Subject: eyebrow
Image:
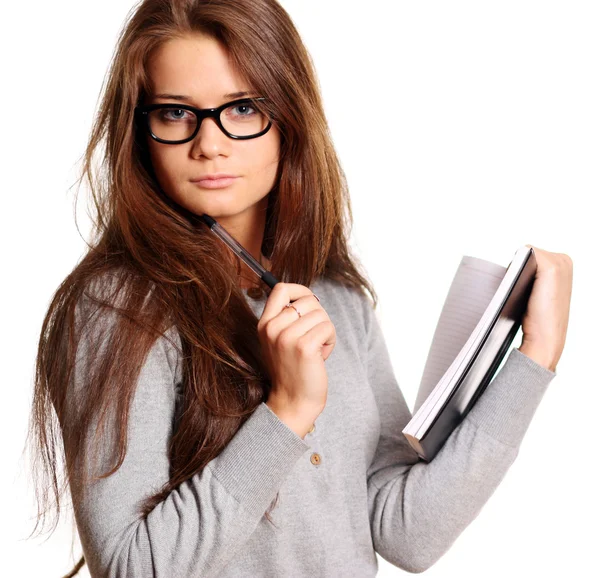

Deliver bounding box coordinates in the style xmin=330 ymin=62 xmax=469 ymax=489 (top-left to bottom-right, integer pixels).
xmin=152 ymin=91 xmax=256 ymax=101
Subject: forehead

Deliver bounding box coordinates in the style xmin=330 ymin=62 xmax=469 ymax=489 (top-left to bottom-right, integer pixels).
xmin=146 ymin=34 xmax=250 ymax=105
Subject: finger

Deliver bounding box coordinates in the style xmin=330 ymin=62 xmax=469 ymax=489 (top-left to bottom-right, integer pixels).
xmin=269 ymin=294 xmax=326 ymax=339
xmin=261 ymin=283 xmax=317 ymax=325
xmin=297 ymin=319 xmax=336 ymax=358
xmin=283 ymin=293 xmax=324 ymax=317
xmin=320 ymin=324 xmax=336 ymax=361
xmin=270 ymin=309 xmax=329 ymax=348
xmin=259 ymin=296 xmax=327 ymax=352
xmin=527 ymin=245 xmax=560 ymax=274
xmin=525 ymin=244 xmax=546 ymax=275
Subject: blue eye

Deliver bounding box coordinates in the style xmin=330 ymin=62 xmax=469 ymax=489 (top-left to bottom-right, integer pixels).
xmin=224 ymin=103 xmax=261 ymax=123
xmin=161 ymin=108 xmax=193 ymax=122
xmin=232 ymin=104 xmax=255 ymax=116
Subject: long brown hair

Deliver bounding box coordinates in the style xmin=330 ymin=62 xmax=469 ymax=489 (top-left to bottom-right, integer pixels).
xmin=26 ymin=0 xmax=377 ymax=575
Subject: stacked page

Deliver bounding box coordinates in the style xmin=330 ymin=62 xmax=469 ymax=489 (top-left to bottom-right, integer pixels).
xmin=402 ymin=245 xmax=536 ymax=462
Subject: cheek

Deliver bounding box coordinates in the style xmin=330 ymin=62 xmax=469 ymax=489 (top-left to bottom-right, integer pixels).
xmin=148 ymin=145 xmax=182 ymax=184
xmin=252 ymin=132 xmax=280 ymax=174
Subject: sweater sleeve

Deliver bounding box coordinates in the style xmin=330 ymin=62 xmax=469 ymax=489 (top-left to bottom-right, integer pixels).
xmin=67 ymin=299 xmax=311 ymax=578
xmin=361 ymin=294 xmax=556 ymax=574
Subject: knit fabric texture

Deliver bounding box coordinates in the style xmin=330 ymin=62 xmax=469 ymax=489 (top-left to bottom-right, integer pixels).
xmin=67 ymin=274 xmax=556 ymax=577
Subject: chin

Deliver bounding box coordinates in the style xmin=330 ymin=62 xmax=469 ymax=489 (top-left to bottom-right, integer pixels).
xmin=185 ymin=201 xmax=250 ymax=221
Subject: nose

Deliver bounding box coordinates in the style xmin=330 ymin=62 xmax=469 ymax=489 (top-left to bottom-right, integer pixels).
xmin=190 ymin=115 xmax=230 ymax=158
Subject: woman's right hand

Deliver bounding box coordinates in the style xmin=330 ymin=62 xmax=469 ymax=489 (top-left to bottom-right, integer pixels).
xmin=257 ymin=282 xmax=336 ymax=415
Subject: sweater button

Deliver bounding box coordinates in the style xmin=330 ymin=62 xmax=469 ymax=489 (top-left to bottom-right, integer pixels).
xmin=310 ymin=452 xmax=321 ymax=465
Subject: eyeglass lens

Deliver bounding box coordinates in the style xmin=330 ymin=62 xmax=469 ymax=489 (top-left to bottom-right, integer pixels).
xmin=147 ymin=100 xmax=269 ymax=141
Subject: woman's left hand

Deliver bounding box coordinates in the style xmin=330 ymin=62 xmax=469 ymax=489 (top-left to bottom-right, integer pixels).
xmin=518 ymin=244 xmax=573 ymax=372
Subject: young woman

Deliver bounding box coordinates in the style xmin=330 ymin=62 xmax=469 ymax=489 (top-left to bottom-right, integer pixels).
xmin=28 ymin=1 xmax=572 ymax=576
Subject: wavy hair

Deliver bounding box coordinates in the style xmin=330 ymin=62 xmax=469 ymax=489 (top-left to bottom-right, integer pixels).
xmin=25 ymin=0 xmax=377 ymax=575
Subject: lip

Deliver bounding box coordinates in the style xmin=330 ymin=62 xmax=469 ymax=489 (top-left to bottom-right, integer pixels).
xmin=191 ymin=173 xmax=237 ymax=181
xmin=191 ymin=174 xmax=239 ymax=189
xmin=192 ymin=177 xmax=238 ymax=189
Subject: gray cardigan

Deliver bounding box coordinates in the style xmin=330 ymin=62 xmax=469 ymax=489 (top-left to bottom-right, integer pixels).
xmin=67 ymin=275 xmax=556 ymax=577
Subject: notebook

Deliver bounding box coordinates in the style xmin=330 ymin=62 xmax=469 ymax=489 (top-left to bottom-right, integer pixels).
xmin=402 ymin=245 xmax=536 ymax=462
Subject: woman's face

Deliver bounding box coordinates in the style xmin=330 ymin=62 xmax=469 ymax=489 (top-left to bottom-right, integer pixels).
xmin=142 ymin=33 xmax=280 ymax=226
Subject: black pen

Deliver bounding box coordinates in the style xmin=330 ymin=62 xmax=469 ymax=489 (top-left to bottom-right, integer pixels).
xmin=196 ymin=214 xmax=280 ymax=289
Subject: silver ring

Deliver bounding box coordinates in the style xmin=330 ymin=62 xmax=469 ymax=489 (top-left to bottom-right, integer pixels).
xmin=285 ymin=303 xmax=302 ymax=318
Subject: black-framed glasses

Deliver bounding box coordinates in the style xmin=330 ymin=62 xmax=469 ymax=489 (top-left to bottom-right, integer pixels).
xmin=134 ymin=97 xmax=272 ymax=144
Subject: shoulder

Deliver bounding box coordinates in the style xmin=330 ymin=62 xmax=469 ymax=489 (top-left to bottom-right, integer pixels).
xmin=75 ymin=268 xmax=129 ymax=322
xmin=74 ymin=268 xmax=181 ymax=381
xmin=314 ymin=274 xmax=375 ymax=314
xmin=74 ymin=268 xmax=132 ymax=354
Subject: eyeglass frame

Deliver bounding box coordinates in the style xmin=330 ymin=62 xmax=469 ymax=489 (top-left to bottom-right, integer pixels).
xmin=134 ymin=97 xmax=273 ymax=144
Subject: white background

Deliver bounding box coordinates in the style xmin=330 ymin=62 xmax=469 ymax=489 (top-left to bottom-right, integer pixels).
xmin=2 ymin=1 xmax=598 ymax=576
